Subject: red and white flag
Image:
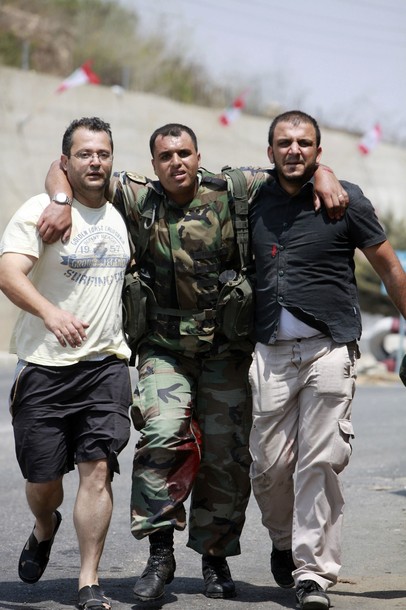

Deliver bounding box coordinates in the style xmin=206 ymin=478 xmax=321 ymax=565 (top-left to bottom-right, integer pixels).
xmin=55 ymin=61 xmax=100 ymax=93
xmin=358 ymin=123 xmax=382 ymax=155
xmin=219 ymin=90 xmax=249 ymax=126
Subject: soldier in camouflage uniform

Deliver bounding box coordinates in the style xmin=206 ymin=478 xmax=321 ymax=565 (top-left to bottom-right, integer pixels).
xmin=41 ymin=123 xmax=348 ymax=603
xmin=112 ymin=125 xmax=259 ymax=602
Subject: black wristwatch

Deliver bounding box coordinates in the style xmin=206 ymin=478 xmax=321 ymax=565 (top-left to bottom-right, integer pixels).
xmin=52 ymin=192 xmax=72 ymax=206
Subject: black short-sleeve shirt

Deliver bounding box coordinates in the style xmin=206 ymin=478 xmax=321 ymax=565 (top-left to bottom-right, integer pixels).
xmin=250 ymin=173 xmax=387 ymax=344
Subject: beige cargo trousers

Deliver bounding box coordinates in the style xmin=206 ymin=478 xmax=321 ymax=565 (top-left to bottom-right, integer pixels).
xmin=249 ymin=336 xmax=357 ymax=590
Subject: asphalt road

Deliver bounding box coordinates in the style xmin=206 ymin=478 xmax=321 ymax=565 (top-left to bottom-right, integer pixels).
xmin=0 ymin=357 xmax=405 ymax=610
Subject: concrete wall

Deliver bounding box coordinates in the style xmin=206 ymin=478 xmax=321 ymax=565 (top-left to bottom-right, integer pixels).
xmin=1 ymin=65 xmax=406 ymax=351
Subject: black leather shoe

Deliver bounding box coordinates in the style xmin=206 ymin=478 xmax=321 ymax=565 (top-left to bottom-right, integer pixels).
xmin=133 ymin=551 xmax=176 ymax=601
xmin=271 ymin=546 xmax=296 ymax=588
xmin=202 ymin=555 xmax=236 ymax=599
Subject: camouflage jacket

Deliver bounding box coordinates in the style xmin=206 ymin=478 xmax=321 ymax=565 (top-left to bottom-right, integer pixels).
xmin=112 ymin=167 xmax=268 ymax=355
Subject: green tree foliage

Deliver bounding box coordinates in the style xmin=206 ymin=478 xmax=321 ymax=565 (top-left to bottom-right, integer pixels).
xmin=0 ymin=31 xmax=21 ymax=67
xmin=356 ymin=211 xmax=406 ymax=316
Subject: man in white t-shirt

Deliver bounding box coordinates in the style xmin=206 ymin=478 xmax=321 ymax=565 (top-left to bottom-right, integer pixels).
xmin=0 ymin=117 xmax=132 ymax=610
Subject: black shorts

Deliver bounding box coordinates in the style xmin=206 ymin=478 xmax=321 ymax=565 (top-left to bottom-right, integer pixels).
xmin=10 ymin=356 xmax=132 ymax=483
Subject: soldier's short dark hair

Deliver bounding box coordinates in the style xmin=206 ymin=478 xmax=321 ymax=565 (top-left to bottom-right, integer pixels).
xmin=149 ymin=123 xmax=198 ymax=155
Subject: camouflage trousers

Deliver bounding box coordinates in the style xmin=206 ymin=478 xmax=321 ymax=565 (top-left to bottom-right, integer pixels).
xmin=130 ymin=344 xmax=253 ymax=557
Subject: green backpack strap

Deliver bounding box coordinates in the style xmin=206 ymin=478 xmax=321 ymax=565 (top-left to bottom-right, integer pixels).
xmin=115 ymin=173 xmax=159 ymax=264
xmin=118 ymin=180 xmax=160 ymax=365
xmin=221 ymin=166 xmax=250 ymax=269
xmin=136 ymin=190 xmax=159 ymax=263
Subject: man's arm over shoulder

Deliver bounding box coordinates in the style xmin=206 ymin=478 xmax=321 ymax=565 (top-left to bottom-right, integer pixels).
xmin=312 ymin=164 xmax=349 ymax=219
xmin=230 ymin=166 xmax=270 ymax=203
xmin=39 ymin=160 xmax=73 ymax=243
xmin=40 ymin=161 xmax=118 ymax=243
xmin=235 ymin=164 xmax=349 ymax=218
xmin=111 ymin=171 xmax=150 ymax=217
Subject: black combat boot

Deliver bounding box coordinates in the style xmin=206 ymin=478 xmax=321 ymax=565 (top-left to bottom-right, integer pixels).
xmin=133 ymin=528 xmax=176 ymax=602
xmin=202 ymin=555 xmax=236 ymax=599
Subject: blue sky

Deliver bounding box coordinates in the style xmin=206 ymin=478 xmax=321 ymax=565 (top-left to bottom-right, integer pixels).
xmin=118 ymin=0 xmax=406 ymax=145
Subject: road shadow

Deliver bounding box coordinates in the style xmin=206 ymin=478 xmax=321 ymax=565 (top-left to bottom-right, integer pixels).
xmin=333 ymin=588 xmax=406 ymax=600
xmin=128 ymin=577 xmax=295 ymax=608
xmin=0 ymin=577 xmax=77 ymax=609
xmin=0 ymin=576 xmax=295 ymax=609
xmin=1 ymin=576 xmax=404 ymax=609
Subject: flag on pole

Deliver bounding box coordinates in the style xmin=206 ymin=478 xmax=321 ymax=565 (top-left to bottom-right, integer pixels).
xmin=358 ymin=123 xmax=382 ymax=155
xmin=17 ymin=61 xmax=100 ymax=131
xmin=55 ymin=61 xmax=101 ymax=93
xmin=219 ymin=90 xmax=249 ymax=126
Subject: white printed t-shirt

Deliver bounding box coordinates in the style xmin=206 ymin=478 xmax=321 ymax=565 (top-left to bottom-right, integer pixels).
xmin=0 ymin=194 xmax=131 ymax=365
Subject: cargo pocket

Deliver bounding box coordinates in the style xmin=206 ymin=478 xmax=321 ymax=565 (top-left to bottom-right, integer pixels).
xmin=330 ymin=418 xmax=354 ymax=474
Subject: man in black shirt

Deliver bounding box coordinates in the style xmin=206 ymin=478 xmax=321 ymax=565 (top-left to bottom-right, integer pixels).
xmin=248 ymin=110 xmax=406 ymax=610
